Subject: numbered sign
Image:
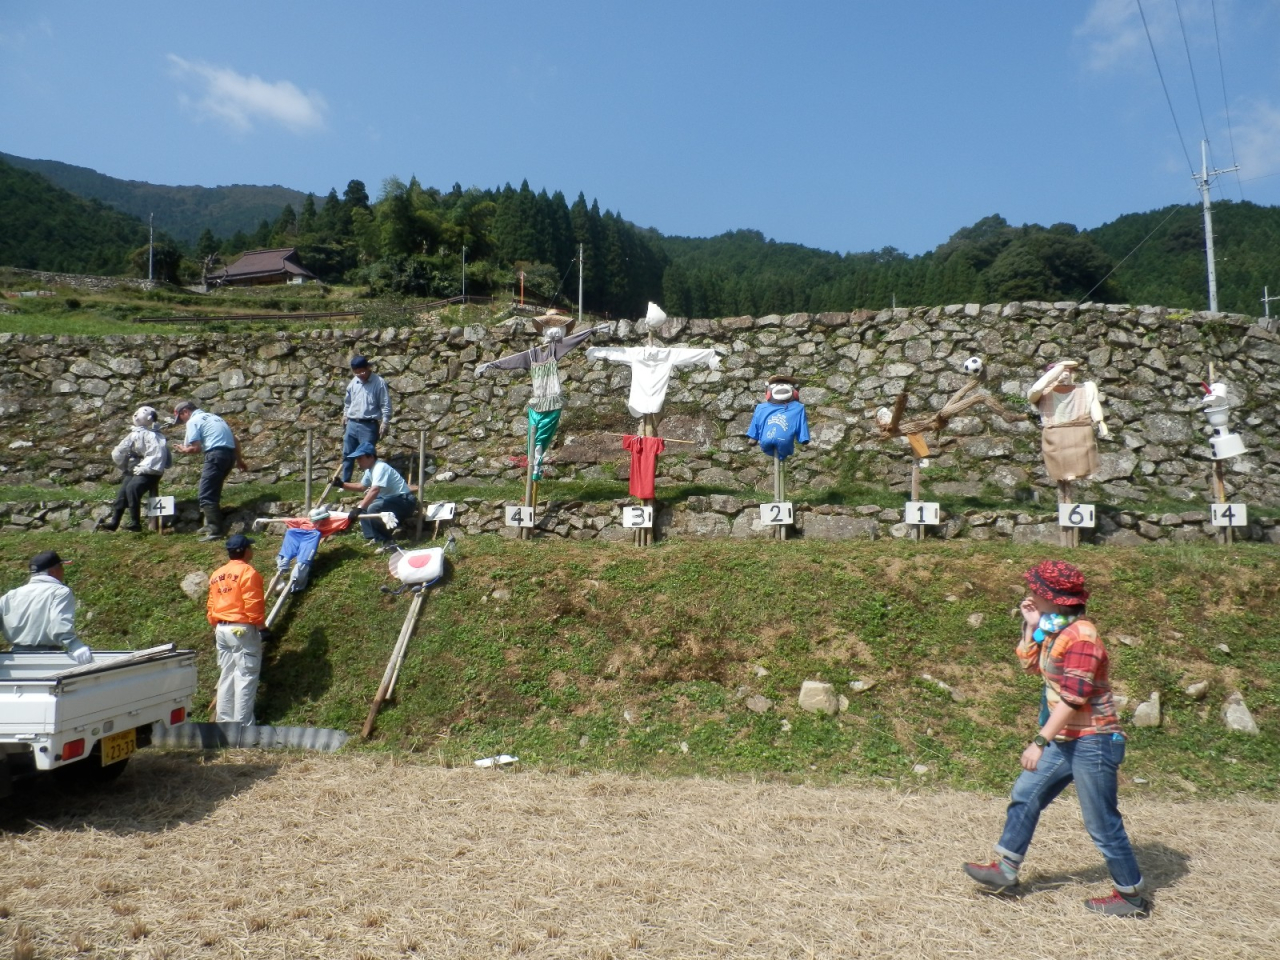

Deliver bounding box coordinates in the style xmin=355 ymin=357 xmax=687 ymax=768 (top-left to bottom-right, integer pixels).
xmin=424 ymin=501 xmax=456 ymax=521
xmin=904 ymin=501 xmax=940 ymax=526
xmin=1058 ymin=503 xmax=1096 ymax=528
xmin=504 ymin=505 xmax=535 ymax=528
xmin=1210 ymin=503 xmax=1248 ymax=527
xmin=144 ymin=496 xmax=176 ymax=517
xmin=621 ymin=505 xmax=653 ymax=528
xmin=759 ymin=502 xmax=794 ymax=526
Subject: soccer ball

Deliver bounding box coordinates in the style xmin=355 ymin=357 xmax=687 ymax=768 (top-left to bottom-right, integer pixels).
xmin=962 ymin=356 xmax=984 ymax=376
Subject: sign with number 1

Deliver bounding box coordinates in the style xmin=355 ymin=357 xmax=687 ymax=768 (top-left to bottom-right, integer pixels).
xmin=425 ymin=502 xmax=456 ymax=521
xmin=904 ymin=501 xmax=940 ymax=525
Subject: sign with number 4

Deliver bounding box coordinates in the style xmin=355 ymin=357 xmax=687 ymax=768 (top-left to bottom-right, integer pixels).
xmin=622 ymin=505 xmax=653 ymax=528
xmin=424 ymin=502 xmax=456 ymax=521
xmin=904 ymin=501 xmax=940 ymax=526
xmin=504 ymin=505 xmax=535 ymax=528
xmin=145 ymin=496 xmax=176 ymax=517
xmin=1210 ymin=503 xmax=1248 ymax=527
xmin=1058 ymin=503 xmax=1096 ymax=528
xmin=759 ymin=502 xmax=794 ymax=526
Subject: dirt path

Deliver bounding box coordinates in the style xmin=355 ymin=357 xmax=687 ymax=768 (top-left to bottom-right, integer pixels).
xmin=1 ymin=752 xmax=1275 ymax=959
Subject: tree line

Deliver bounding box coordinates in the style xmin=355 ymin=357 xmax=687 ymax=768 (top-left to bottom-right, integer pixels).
xmin=5 ymin=151 xmax=1280 ymax=317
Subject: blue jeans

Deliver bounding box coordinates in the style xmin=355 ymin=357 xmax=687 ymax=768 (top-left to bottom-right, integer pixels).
xmin=199 ymin=447 xmax=236 ymax=512
xmin=359 ymin=492 xmax=417 ymax=544
xmin=341 ymin=419 xmax=380 ymax=482
xmin=995 ymin=733 xmax=1143 ymax=892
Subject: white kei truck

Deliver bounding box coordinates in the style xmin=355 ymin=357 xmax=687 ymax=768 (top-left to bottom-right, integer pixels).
xmin=0 ymin=643 xmax=197 ymax=795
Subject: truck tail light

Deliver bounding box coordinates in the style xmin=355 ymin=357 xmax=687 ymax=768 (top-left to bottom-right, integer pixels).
xmin=170 ymin=707 xmax=186 ymax=726
xmin=62 ymin=738 xmax=86 ymax=761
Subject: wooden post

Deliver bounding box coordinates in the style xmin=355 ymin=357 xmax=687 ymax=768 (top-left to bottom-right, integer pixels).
xmin=1057 ymin=480 xmax=1079 ymax=548
xmin=521 ymin=414 xmax=535 ymax=541
xmin=911 ymin=458 xmax=922 ymax=542
xmin=304 ymin=428 xmax=314 ymax=511
xmin=642 ymin=414 xmax=656 ymax=546
xmin=773 ymin=452 xmax=788 ymax=541
xmin=1208 ymin=362 xmax=1232 ymax=546
xmin=416 ymin=429 xmax=426 ymax=540
xmin=362 ymin=587 xmax=427 ymax=739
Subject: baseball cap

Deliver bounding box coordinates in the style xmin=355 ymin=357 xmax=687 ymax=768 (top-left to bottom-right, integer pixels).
xmin=351 ymin=441 xmax=377 ymax=459
xmin=225 ymin=534 xmax=255 ymax=553
xmin=30 ymin=550 xmax=68 ymax=575
xmin=351 ymin=355 xmax=370 ymax=369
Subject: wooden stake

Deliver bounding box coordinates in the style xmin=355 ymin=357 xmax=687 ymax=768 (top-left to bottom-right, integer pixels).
xmin=521 ymin=415 xmax=535 ymax=541
xmin=416 ymin=429 xmax=426 ymax=540
xmin=911 ymin=458 xmax=923 ymax=542
xmin=362 ymin=588 xmax=426 ymax=738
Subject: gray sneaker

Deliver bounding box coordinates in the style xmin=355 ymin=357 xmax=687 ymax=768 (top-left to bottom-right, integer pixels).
xmin=962 ymin=860 xmax=1019 ymax=893
xmin=1084 ymin=890 xmax=1150 ymax=918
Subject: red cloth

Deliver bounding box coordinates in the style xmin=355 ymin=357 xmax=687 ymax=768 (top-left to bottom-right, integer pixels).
xmin=282 ymin=515 xmax=352 ymax=537
xmin=622 ymin=435 xmax=665 ymax=499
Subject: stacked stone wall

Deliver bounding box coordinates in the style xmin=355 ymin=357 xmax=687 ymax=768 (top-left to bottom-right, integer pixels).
xmin=1 ymin=301 xmax=1278 ymax=518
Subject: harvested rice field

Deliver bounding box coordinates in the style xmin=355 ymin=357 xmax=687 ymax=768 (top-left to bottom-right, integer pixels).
xmin=1 ymin=751 xmax=1275 ymax=959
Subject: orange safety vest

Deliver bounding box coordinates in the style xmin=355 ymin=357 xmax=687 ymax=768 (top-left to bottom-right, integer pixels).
xmin=206 ymin=558 xmax=266 ymax=627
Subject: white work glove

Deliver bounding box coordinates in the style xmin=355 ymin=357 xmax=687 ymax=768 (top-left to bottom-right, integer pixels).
xmin=380 ymin=421 xmax=391 ymax=444
xmin=68 ymin=641 xmax=93 ymax=665
xmin=1097 ymin=422 xmax=1111 ymax=440
xmin=475 ymin=362 xmax=490 ymax=376
xmin=380 ymin=511 xmax=400 ymax=531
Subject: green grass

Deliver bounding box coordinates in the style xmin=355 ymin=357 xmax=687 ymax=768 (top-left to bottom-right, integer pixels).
xmin=2 ymin=528 xmax=1276 ymax=796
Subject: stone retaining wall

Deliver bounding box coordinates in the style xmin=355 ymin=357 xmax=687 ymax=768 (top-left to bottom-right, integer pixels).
xmin=1 ymin=300 xmax=1278 ymax=512
xmin=5 ymin=495 xmax=1277 ymax=546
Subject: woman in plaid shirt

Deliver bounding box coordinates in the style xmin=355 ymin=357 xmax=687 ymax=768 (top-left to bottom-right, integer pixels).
xmin=962 ymin=560 xmax=1150 ymax=917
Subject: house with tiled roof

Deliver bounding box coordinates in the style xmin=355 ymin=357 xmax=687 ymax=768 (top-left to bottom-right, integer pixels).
xmin=206 ymin=247 xmax=317 ymax=287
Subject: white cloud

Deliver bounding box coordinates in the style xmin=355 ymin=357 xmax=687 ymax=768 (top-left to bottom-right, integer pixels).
xmin=1231 ymin=100 xmax=1280 ymax=180
xmin=167 ymin=55 xmax=327 ymax=134
xmin=1076 ymin=0 xmax=1213 ymax=73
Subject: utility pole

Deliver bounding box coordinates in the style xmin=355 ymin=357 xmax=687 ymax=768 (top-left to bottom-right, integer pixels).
xmin=461 ymin=245 xmax=467 ymax=301
xmin=1261 ymin=286 xmax=1280 ymax=318
xmin=1195 ymin=140 xmax=1238 ymax=313
xmin=577 ymin=243 xmax=584 ymax=326
xmin=148 ymin=213 xmax=154 ymax=282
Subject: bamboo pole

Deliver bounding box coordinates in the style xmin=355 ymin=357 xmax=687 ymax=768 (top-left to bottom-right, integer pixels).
xmin=774 ymin=452 xmax=788 ymax=541
xmin=416 ymin=429 xmax=426 ymax=540
xmin=911 ymin=458 xmax=922 ymax=542
xmin=304 ymin=428 xmax=314 ymax=511
xmin=642 ymin=414 xmax=656 ymax=546
xmin=1208 ymin=362 xmax=1232 ymax=545
xmin=362 ymin=588 xmax=426 ymax=738
xmin=521 ymin=414 xmax=535 ymax=541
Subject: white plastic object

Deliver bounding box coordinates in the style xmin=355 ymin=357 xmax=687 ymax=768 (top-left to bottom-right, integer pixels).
xmin=474 ymin=754 xmax=518 ymax=768
xmin=388 ymin=547 xmax=445 ymax=585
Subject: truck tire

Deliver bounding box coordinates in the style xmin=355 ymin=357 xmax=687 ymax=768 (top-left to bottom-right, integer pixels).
xmin=52 ymin=746 xmax=129 ymax=792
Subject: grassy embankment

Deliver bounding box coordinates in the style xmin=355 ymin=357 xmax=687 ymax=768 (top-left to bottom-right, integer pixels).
xmin=1 ymin=527 xmax=1276 ymax=797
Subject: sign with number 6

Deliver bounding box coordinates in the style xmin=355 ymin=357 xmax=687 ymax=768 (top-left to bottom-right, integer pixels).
xmin=1058 ymin=503 xmax=1096 ymax=528
xmin=759 ymin=502 xmax=794 ymax=526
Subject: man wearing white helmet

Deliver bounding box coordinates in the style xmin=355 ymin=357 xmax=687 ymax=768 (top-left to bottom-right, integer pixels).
xmin=99 ymin=406 xmax=171 ymax=533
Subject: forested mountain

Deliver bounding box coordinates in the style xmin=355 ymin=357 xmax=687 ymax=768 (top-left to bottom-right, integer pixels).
xmin=0 ymin=158 xmax=147 ymax=274
xmin=4 ymin=149 xmax=1280 ymax=318
xmin=0 ymin=152 xmax=309 ymax=245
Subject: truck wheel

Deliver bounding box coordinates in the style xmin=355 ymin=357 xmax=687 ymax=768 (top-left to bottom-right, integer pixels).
xmin=52 ymin=749 xmax=129 ymax=792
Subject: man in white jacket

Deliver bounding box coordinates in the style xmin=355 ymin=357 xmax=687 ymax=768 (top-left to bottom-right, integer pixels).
xmin=0 ymin=551 xmax=93 ymax=664
xmin=100 ymin=406 xmax=171 ymax=533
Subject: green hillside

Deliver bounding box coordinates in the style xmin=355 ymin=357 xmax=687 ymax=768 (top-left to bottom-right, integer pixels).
xmin=4 ymin=527 xmax=1275 ymax=795
xmin=0 ymin=152 xmax=310 ymax=245
xmin=0 ymin=158 xmax=147 ymax=275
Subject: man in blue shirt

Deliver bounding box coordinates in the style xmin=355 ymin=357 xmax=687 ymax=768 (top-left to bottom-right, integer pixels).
xmin=173 ymin=400 xmax=248 ymax=542
xmin=335 ymin=442 xmax=416 ymax=552
xmin=341 ymin=355 xmax=393 ymax=482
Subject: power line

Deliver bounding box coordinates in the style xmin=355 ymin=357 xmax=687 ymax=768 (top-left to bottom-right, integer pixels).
xmin=1173 ymin=0 xmax=1212 ymax=145
xmin=1210 ymin=0 xmax=1245 ymax=200
xmin=1136 ymin=0 xmax=1197 ymax=176
xmin=1079 ymin=204 xmax=1190 ymax=304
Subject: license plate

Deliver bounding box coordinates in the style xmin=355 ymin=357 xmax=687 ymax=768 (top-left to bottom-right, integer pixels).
xmin=101 ymin=729 xmax=136 ymax=766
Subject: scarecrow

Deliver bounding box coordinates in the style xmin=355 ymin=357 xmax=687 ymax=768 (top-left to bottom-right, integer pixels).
xmin=747 ymin=375 xmax=810 ymax=539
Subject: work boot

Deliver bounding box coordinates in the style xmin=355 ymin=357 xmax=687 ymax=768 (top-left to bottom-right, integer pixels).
xmin=97 ymin=509 xmax=124 ymax=533
xmin=1084 ymin=890 xmax=1151 ymax=918
xmin=197 ymin=507 xmax=223 ymax=542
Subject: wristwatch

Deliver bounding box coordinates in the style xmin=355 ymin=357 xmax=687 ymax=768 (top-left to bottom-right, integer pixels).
xmin=1032 ymin=734 xmax=1049 ymax=748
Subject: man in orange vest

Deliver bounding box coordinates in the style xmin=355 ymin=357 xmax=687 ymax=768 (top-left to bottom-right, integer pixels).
xmin=206 ymin=534 xmax=266 ymax=725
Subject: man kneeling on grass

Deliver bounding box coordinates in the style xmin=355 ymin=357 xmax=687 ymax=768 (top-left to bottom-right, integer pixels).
xmin=962 ymin=559 xmax=1150 ymax=918
xmin=334 ymin=442 xmax=417 ymax=553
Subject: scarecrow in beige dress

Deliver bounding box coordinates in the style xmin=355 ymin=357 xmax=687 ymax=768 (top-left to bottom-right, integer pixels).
xmin=1027 ymin=360 xmax=1110 ymax=481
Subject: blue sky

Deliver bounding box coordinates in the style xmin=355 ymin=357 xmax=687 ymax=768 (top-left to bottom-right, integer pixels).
xmin=3 ymin=1 xmax=1279 ymax=255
